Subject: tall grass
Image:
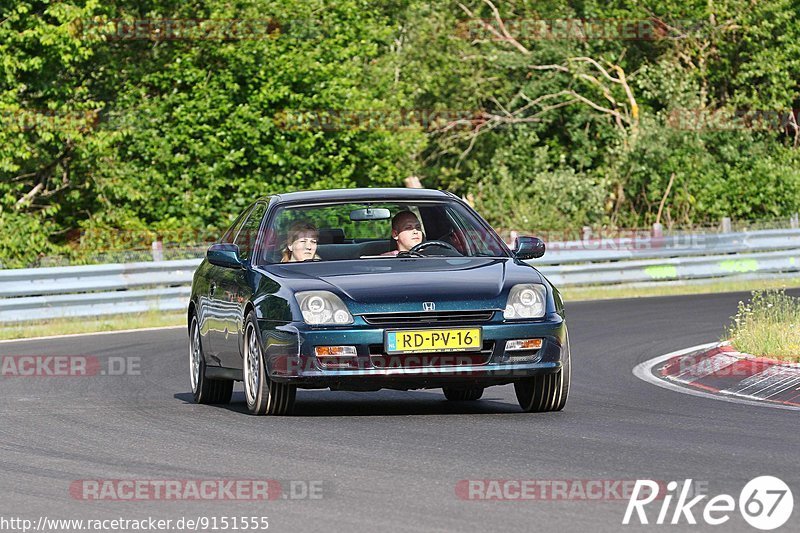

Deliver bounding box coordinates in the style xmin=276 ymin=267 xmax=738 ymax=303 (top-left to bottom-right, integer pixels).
xmin=726 ymin=289 xmax=800 ymax=363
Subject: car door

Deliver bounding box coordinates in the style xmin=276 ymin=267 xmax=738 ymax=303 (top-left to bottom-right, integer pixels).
xmin=203 ymin=205 xmax=253 ymax=363
xmin=215 ymin=201 xmax=268 ymax=368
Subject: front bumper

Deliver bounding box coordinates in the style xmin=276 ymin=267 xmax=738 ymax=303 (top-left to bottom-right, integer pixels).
xmin=259 ymin=315 xmax=567 ymax=390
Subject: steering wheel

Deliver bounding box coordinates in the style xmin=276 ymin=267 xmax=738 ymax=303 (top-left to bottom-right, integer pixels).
xmin=408 ymin=240 xmax=462 ymax=257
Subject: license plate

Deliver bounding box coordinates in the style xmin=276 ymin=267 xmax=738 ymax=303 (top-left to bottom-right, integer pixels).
xmin=385 ymin=328 xmax=482 ymax=354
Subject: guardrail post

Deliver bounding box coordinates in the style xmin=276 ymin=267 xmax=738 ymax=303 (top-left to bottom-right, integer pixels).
xmin=792 ymin=213 xmax=799 ymax=229
xmin=721 ymin=217 xmax=732 ymax=233
xmin=652 ymin=222 xmax=663 ymax=239
xmin=151 ymin=240 xmax=164 ymax=262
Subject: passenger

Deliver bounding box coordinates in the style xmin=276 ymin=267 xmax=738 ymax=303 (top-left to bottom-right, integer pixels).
xmin=382 ymin=211 xmax=424 ymax=256
xmin=281 ymin=221 xmax=321 ymax=262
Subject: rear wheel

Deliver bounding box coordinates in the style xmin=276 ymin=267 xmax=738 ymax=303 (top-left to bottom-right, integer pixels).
xmin=243 ymin=312 xmax=296 ymax=416
xmin=442 ymin=387 xmax=484 ymax=401
xmin=189 ymin=316 xmax=233 ymax=404
xmin=514 ymin=330 xmax=571 ymax=412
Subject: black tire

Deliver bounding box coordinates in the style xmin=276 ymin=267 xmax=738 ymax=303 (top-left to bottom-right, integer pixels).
xmin=189 ymin=316 xmax=233 ymax=404
xmin=243 ymin=312 xmax=296 ymax=416
xmin=514 ymin=329 xmax=571 ymax=413
xmin=443 ymin=387 xmax=484 ymax=401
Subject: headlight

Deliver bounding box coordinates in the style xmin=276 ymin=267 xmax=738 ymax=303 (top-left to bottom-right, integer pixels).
xmin=503 ymin=284 xmax=546 ymax=319
xmin=296 ymin=291 xmax=353 ymax=325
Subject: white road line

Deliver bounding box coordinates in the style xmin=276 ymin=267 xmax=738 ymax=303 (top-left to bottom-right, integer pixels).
xmin=632 ymin=342 xmax=800 ymax=412
xmin=0 ymin=324 xmax=185 ymax=344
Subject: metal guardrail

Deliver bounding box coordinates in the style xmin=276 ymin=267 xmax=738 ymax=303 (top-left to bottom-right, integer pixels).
xmin=539 ymin=228 xmax=800 ymax=264
xmin=2 ymin=228 xmax=800 ymax=323
xmin=0 ymin=260 xmax=200 ymax=323
xmin=536 ymin=248 xmax=800 ymax=286
xmin=0 ymin=259 xmax=200 ymax=298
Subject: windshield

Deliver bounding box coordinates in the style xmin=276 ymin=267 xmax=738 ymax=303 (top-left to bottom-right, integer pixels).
xmin=255 ymin=200 xmax=509 ymax=264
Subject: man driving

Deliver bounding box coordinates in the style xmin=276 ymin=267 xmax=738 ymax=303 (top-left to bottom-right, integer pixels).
xmin=382 ymin=211 xmax=423 ymax=256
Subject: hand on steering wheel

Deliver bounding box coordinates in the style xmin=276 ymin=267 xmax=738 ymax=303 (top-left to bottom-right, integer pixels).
xmin=408 ymin=240 xmax=461 ymax=256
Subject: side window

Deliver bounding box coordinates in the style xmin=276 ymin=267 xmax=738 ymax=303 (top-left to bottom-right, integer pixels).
xmin=235 ymin=202 xmax=268 ymax=261
xmin=447 ymin=204 xmax=507 ymax=257
xmin=221 ymin=207 xmax=253 ymax=244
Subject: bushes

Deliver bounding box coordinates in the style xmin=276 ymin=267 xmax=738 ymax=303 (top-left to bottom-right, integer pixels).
xmin=611 ymin=117 xmax=800 ymax=228
xmin=3 ymin=0 xmax=800 ymax=267
xmin=469 ymin=129 xmax=607 ymax=231
xmin=0 ymin=210 xmax=67 ymax=268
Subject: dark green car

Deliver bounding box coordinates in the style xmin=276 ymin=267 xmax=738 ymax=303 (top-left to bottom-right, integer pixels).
xmin=188 ymin=188 xmax=570 ymax=415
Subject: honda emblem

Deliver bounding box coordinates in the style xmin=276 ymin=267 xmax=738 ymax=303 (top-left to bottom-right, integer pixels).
xmin=422 ymin=302 xmax=435 ymax=311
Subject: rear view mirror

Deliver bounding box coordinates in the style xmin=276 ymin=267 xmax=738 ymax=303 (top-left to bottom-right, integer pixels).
xmin=350 ymin=208 xmax=391 ymax=221
xmin=514 ymin=236 xmax=546 ymax=260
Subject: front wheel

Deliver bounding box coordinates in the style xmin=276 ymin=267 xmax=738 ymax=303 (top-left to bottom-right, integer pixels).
xmin=514 ymin=330 xmax=571 ymax=412
xmin=189 ymin=316 xmax=233 ymax=404
xmin=243 ymin=312 xmax=296 ymax=416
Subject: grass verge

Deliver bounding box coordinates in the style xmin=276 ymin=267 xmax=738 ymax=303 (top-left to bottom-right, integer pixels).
xmin=0 ymin=310 xmax=185 ymax=341
xmin=725 ymin=289 xmax=800 ymax=363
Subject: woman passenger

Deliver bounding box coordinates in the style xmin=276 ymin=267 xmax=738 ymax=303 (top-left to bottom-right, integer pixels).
xmin=281 ymin=221 xmax=321 ymax=262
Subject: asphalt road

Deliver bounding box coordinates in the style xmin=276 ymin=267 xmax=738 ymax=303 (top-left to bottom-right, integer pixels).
xmin=1 ymin=291 xmax=798 ymax=532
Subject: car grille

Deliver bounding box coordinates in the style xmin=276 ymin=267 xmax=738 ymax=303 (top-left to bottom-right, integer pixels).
xmin=361 ymin=310 xmax=495 ymax=326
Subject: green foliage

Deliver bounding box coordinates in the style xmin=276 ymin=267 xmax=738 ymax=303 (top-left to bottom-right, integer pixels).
xmin=2 ymin=0 xmax=800 ymax=267
xmin=0 ymin=210 xmax=67 ymax=267
xmin=469 ymin=128 xmax=607 ymax=230
xmin=612 ymin=116 xmax=800 ymax=226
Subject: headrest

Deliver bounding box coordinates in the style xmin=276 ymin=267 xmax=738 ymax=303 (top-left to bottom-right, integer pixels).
xmin=318 ymin=228 xmax=345 ymax=244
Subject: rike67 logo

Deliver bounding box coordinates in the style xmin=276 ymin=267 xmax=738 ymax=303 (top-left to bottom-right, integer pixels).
xmin=623 ymin=476 xmax=794 ymax=530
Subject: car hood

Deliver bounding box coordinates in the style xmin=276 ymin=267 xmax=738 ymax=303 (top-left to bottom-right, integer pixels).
xmin=259 ymin=257 xmax=542 ymax=306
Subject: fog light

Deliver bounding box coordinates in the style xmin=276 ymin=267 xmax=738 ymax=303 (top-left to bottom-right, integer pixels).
xmin=315 ymin=346 xmax=357 ymax=357
xmin=505 ymin=339 xmax=543 ymax=351
xmin=314 ymin=346 xmax=358 ymax=369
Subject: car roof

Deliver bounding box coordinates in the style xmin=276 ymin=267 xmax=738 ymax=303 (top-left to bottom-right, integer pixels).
xmin=265 ymin=188 xmax=455 ymax=204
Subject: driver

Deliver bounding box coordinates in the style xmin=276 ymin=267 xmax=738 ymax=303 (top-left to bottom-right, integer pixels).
xmin=382 ymin=211 xmax=424 ymax=256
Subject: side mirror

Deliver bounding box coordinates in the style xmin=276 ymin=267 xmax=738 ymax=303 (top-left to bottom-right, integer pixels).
xmin=514 ymin=236 xmax=545 ymax=260
xmin=207 ymin=243 xmax=244 ymax=269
